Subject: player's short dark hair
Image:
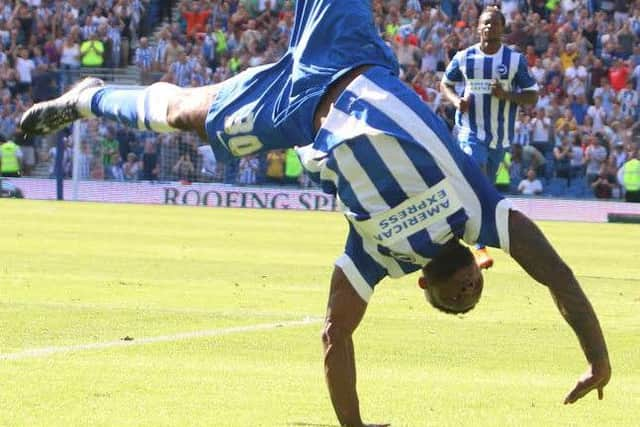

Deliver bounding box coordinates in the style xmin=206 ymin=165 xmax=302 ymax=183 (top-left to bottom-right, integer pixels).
xmin=481 ymin=6 xmax=506 ymax=27
xmin=423 ymin=241 xmax=474 ymax=284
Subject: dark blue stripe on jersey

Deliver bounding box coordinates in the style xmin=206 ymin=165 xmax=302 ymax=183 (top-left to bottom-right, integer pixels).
xmin=508 ymin=102 xmax=517 ymax=144
xmin=397 ymin=138 xmax=445 ymax=187
xmin=446 ymin=208 xmax=469 ymax=239
xmin=345 ymin=223 xmax=388 ymax=286
xmin=348 ymin=136 xmax=407 ymax=207
xmin=497 ymin=48 xmax=511 ymax=147
xmin=466 ymin=49 xmax=477 ymax=139
xmin=325 ymin=153 xmax=369 ymax=219
xmin=482 ymin=56 xmax=493 ymax=144
xmin=375 ymin=245 xmax=420 ymax=274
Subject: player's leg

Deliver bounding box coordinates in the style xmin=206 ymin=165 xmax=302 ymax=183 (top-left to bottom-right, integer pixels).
xmin=459 ymin=140 xmax=495 ymax=269
xmin=20 ymin=78 xmax=219 ymax=141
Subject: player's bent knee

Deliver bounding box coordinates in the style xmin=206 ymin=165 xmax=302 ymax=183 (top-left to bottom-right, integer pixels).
xmin=321 ymin=320 xmax=349 ymax=347
xmin=144 ymin=82 xmax=182 ymax=132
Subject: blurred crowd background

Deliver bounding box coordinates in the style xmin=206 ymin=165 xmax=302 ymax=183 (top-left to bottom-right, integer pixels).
xmin=0 ymin=0 xmax=639 ymax=200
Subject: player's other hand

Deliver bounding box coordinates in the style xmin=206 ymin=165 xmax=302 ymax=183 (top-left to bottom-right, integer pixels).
xmin=457 ymin=94 xmax=471 ymax=113
xmin=564 ymin=360 xmax=611 ymax=404
xmin=490 ymin=79 xmax=508 ymax=101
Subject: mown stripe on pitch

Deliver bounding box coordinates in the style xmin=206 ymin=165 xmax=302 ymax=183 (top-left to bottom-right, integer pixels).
xmin=0 ymin=317 xmax=322 ymax=361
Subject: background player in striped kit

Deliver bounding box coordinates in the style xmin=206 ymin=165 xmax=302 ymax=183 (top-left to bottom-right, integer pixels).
xmin=20 ymin=1 xmax=609 ymax=426
xmin=440 ymin=6 xmax=539 ymax=269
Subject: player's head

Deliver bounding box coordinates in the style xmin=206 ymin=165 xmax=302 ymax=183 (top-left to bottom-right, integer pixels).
xmin=419 ymin=241 xmax=484 ymax=315
xmin=478 ymin=6 xmax=505 ymax=44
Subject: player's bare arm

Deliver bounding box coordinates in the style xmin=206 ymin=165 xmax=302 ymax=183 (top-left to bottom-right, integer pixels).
xmin=507 ymin=210 xmax=611 ymax=403
xmin=490 ymin=80 xmax=538 ymax=105
xmin=439 ymin=81 xmax=470 ymax=113
xmin=322 ymin=267 xmax=389 ymax=427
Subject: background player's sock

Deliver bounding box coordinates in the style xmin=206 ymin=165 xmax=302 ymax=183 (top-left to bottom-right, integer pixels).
xmin=77 ymin=83 xmax=180 ymax=132
xmin=474 ymin=246 xmax=494 ymax=269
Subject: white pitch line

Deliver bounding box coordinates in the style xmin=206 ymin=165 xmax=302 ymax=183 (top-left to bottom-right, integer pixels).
xmin=0 ymin=317 xmax=322 ymax=361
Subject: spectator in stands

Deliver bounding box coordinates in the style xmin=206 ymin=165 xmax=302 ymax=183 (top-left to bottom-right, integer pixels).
xmin=59 ymin=34 xmax=82 ymax=88
xmin=159 ymin=134 xmax=178 ymax=181
xmin=141 ymin=138 xmax=159 ymax=181
xmin=14 ymin=46 xmax=35 ymax=95
xmin=181 ymin=0 xmax=211 ymax=38
xmin=618 ymin=80 xmax=639 ymax=120
xmin=123 ymin=152 xmax=140 ymax=180
xmin=284 ymin=147 xmax=303 ymax=186
xmin=617 ymin=147 xmax=640 ymax=202
xmin=76 ymin=142 xmax=93 ymax=180
xmin=13 ymin=129 xmax=34 ymax=177
xmin=264 ymin=148 xmax=285 ymax=185
xmin=100 ymin=129 xmax=119 ymax=179
xmin=612 ymin=140 xmax=628 ymax=170
xmin=80 ymin=32 xmax=105 ymax=67
xmin=608 ymin=58 xmax=630 ymax=91
xmin=591 ymin=163 xmax=617 ymax=199
xmin=172 ymin=152 xmax=195 ymax=183
xmin=166 ymin=50 xmax=192 ymax=87
xmin=584 ymin=134 xmax=608 ymax=186
xmin=518 ymin=168 xmax=543 ymax=196
xmin=570 ymin=94 xmax=589 ymax=125
xmin=554 ymin=135 xmax=574 ymax=182
xmin=135 ymin=36 xmax=154 ymax=84
xmin=494 ymin=150 xmax=511 ymax=193
xmin=153 ymin=27 xmax=171 ymax=72
xmin=570 ymin=136 xmax=585 ymax=178
xmin=47 ymin=137 xmax=71 ymax=179
xmin=0 ymin=134 xmax=22 ymax=177
xmin=530 ymin=108 xmax=552 ymax=158
xmin=238 ymin=153 xmax=259 ymax=185
xmin=587 ymin=96 xmax=607 ymax=133
xmin=109 ymin=153 xmax=125 ymax=181
xmin=512 ymin=143 xmax=547 ymax=181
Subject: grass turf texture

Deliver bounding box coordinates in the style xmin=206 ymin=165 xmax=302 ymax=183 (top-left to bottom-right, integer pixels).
xmin=1 ymin=199 xmax=638 ymax=426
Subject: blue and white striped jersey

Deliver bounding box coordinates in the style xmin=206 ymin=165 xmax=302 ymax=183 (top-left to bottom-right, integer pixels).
xmin=443 ymin=44 xmax=538 ymax=149
xmin=300 ymin=66 xmax=511 ymax=300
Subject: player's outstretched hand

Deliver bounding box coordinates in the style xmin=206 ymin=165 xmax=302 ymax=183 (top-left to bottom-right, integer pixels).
xmin=564 ymin=360 xmax=611 ymax=404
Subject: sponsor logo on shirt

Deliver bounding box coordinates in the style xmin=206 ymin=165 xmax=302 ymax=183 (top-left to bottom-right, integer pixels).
xmin=351 ymin=179 xmax=463 ymax=245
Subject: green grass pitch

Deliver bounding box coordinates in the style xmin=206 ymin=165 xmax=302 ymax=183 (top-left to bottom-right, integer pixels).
xmin=1 ymin=199 xmax=639 ymax=426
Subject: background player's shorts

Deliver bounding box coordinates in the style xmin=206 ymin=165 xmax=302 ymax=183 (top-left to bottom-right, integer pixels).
xmin=459 ymin=138 xmax=505 ymax=183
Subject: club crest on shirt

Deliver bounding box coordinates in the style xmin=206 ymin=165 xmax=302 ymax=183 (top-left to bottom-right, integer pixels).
xmin=497 ymin=64 xmax=508 ymax=78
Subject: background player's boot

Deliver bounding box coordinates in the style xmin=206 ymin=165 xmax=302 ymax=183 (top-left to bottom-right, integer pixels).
xmin=20 ymin=77 xmax=104 ymax=135
xmin=474 ymin=247 xmax=494 ymax=269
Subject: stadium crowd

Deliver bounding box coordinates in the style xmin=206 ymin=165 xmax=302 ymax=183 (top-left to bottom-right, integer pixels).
xmin=0 ymin=0 xmax=639 ymax=200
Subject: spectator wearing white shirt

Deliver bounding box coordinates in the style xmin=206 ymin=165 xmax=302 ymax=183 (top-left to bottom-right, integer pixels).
xmin=530 ymin=108 xmax=551 ymax=157
xmin=530 ymin=57 xmax=546 ymax=86
xmin=14 ymin=47 xmax=35 ymax=94
xmin=584 ymin=134 xmax=608 ymax=186
xmin=518 ymin=168 xmax=543 ymax=195
xmin=586 ymin=96 xmax=607 ymax=133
